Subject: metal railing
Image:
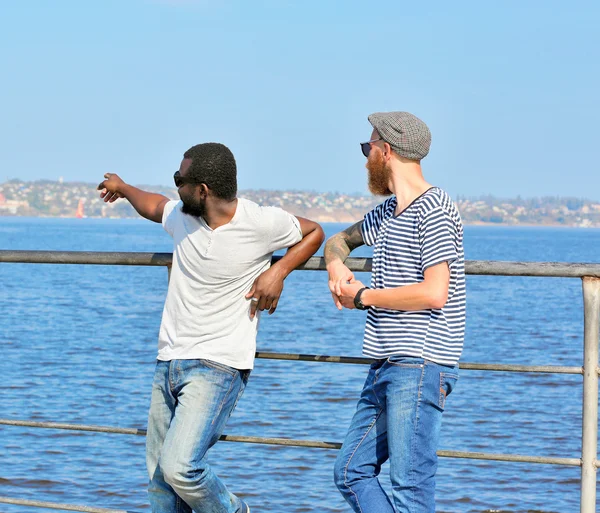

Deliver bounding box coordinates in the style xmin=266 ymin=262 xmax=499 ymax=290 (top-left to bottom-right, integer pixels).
xmin=1 ymin=250 xmax=599 ymax=513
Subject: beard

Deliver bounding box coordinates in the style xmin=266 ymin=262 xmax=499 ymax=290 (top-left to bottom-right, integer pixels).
xmin=366 ymin=150 xmax=392 ymax=196
xmin=181 ymin=197 xmax=207 ymax=217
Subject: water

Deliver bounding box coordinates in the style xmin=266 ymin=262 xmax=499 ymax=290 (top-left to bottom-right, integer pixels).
xmin=1 ymin=217 xmax=600 ymax=513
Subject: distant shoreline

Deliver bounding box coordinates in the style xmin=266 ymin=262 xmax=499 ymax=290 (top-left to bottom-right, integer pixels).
xmin=2 ymin=180 xmax=600 ymax=228
xmin=1 ymin=213 xmax=599 ymax=229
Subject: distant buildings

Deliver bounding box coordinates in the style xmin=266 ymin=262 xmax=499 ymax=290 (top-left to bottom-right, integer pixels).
xmin=0 ymin=190 xmax=29 ymax=214
xmin=1 ymin=179 xmax=600 ymax=227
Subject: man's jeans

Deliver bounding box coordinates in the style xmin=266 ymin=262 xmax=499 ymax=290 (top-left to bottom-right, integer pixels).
xmin=146 ymin=359 xmax=250 ymax=513
xmin=334 ymin=357 xmax=458 ymax=513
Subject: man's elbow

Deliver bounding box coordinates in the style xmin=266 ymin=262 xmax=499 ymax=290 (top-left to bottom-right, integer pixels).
xmin=428 ymin=291 xmax=448 ymax=310
xmin=298 ymin=223 xmax=325 ymax=257
xmin=300 ymin=219 xmax=325 ymax=247
xmin=313 ymin=224 xmax=325 ymax=247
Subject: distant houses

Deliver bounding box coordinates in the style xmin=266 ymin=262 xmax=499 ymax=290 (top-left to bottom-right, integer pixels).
xmin=1 ymin=179 xmax=600 ymax=227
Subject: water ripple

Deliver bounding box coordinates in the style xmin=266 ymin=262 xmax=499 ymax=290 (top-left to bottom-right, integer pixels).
xmin=1 ymin=220 xmax=600 ymax=512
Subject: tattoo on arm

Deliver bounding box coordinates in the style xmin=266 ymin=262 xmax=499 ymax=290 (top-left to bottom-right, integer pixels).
xmin=343 ymin=221 xmax=365 ymax=251
xmin=324 ymin=221 xmax=365 ymax=264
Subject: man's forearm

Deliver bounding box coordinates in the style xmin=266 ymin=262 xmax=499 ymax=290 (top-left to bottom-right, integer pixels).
xmin=361 ymin=281 xmax=447 ymax=311
xmin=120 ymin=184 xmax=169 ymax=223
xmin=325 ymin=221 xmax=364 ymax=268
xmin=324 ymin=234 xmax=352 ymax=267
xmin=271 ymin=227 xmax=324 ymax=279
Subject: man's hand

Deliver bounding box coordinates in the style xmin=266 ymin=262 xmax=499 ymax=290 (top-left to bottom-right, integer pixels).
xmin=97 ymin=174 xmax=169 ymax=223
xmin=338 ymin=279 xmax=366 ymax=310
xmin=245 ymin=267 xmax=285 ymax=319
xmin=324 ymin=221 xmax=364 ymax=310
xmin=98 ymin=173 xmax=125 ymax=203
xmin=327 ymin=260 xmax=355 ymax=310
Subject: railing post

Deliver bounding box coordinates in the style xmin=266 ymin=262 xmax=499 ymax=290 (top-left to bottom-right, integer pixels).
xmin=581 ymin=277 xmax=600 ymax=513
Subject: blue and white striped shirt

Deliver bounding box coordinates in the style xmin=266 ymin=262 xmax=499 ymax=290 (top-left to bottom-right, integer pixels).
xmin=361 ymin=187 xmax=466 ymax=366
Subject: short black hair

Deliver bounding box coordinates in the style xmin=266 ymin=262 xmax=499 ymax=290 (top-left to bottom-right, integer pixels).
xmin=183 ymin=143 xmax=237 ymax=200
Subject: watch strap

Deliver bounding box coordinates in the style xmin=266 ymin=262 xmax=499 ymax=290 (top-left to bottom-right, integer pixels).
xmin=354 ymin=287 xmax=370 ymax=310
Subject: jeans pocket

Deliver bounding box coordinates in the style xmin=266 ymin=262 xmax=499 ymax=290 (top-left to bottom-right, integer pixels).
xmin=438 ymin=372 xmax=458 ymax=410
xmin=202 ymin=359 xmax=237 ymax=377
xmin=229 ymin=373 xmax=250 ymax=416
xmin=386 ymin=356 xmax=425 ymax=368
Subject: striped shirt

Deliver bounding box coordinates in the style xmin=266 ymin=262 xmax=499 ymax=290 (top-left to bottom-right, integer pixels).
xmin=361 ymin=187 xmax=466 ymax=366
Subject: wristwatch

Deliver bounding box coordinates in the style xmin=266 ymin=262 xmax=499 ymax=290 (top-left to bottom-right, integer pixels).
xmin=353 ymin=287 xmax=370 ymax=310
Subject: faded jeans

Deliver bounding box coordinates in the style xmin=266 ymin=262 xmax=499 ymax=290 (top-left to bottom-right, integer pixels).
xmin=334 ymin=357 xmax=458 ymax=513
xmin=146 ymin=359 xmax=250 ymax=513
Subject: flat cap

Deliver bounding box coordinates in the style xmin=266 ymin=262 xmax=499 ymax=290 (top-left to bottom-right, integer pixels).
xmin=368 ymin=111 xmax=431 ymax=161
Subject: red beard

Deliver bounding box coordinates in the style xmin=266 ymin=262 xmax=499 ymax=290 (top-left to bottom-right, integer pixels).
xmin=366 ymin=149 xmax=392 ymax=196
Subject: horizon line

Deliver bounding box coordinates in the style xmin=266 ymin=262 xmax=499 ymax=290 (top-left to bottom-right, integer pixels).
xmin=1 ymin=178 xmax=599 ymax=203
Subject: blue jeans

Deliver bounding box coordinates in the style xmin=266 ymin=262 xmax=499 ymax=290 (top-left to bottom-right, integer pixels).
xmin=334 ymin=357 xmax=458 ymax=513
xmin=146 ymin=359 xmax=250 ymax=513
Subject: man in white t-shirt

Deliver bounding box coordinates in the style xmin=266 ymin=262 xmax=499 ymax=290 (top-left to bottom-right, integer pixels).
xmin=98 ymin=142 xmax=324 ymax=513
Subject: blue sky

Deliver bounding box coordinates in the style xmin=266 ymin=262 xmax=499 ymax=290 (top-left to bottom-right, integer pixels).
xmin=1 ymin=0 xmax=598 ymax=199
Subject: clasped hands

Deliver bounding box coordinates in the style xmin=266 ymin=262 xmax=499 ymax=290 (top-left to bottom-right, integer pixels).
xmin=327 ymin=260 xmax=366 ymax=310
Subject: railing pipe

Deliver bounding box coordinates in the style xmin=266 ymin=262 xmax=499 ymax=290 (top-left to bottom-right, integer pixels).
xmin=581 ymin=277 xmax=600 ymax=513
xmin=2 ymin=250 xmax=600 ymax=278
xmin=0 ymin=419 xmax=582 ymax=467
xmin=0 ymin=496 xmax=132 ymax=512
xmin=254 ymin=351 xmax=583 ymax=374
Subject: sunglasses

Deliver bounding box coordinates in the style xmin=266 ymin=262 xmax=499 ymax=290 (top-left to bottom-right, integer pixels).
xmin=174 ymin=170 xmax=204 ymax=188
xmin=360 ymin=137 xmax=383 ymax=158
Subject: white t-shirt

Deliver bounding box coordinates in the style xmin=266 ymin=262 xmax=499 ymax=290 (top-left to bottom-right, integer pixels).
xmin=157 ymin=198 xmax=303 ymax=369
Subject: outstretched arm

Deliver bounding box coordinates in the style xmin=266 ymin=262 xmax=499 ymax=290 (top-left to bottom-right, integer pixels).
xmin=324 ymin=221 xmax=365 ymax=309
xmin=98 ymin=173 xmax=170 ymax=223
xmin=246 ymin=217 xmax=325 ymax=319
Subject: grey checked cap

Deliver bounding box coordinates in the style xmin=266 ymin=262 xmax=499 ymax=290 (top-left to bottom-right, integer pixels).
xmin=368 ymin=111 xmax=431 ymax=161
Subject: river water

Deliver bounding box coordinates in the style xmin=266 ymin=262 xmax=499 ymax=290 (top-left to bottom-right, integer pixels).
xmin=1 ymin=217 xmax=600 ymax=512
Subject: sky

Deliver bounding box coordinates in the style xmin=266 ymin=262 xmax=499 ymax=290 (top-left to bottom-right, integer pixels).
xmin=0 ymin=0 xmax=598 ymax=199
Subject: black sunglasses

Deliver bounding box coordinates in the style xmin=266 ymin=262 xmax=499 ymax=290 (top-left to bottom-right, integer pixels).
xmin=360 ymin=137 xmax=383 ymax=158
xmin=174 ymin=170 xmax=204 ymax=188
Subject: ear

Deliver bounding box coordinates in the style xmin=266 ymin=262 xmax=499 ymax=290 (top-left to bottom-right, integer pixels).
xmin=198 ymin=183 xmax=209 ymax=198
xmin=383 ymin=141 xmax=393 ymax=161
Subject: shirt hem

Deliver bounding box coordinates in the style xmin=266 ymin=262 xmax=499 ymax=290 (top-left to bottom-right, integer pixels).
xmin=156 ymin=353 xmax=255 ymax=370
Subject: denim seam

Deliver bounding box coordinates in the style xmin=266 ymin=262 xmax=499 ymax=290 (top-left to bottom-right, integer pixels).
xmin=229 ymin=378 xmax=247 ymax=418
xmin=202 ymin=358 xmax=237 ymax=377
xmin=409 ymin=363 xmax=426 ymax=510
xmin=211 ymin=373 xmax=238 ymax=427
xmin=342 ymin=407 xmax=384 ymax=513
xmin=372 ymin=366 xmax=381 ymax=405
xmin=167 ymin=361 xmax=177 ymax=401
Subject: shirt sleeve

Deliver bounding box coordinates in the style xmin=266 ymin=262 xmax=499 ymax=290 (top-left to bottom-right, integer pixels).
xmin=265 ymin=207 xmax=303 ymax=253
xmin=361 ymin=198 xmax=392 ymax=246
xmin=162 ymin=200 xmax=182 ymax=238
xmin=418 ymin=206 xmax=459 ymax=272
